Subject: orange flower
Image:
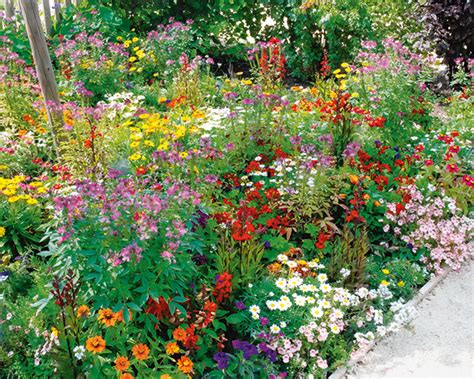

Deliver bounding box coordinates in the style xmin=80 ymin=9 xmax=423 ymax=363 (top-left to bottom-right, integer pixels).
xmin=77 ymin=305 xmax=90 ymax=318
xmin=173 ymin=327 xmax=187 ymax=342
xmin=85 ymin=336 xmax=106 ymax=353
xmin=132 ymin=343 xmax=150 ymax=360
xmin=98 ymin=308 xmax=118 ymax=327
xmin=115 ymin=308 xmax=133 ymax=323
xmin=114 ymin=356 xmax=130 ymax=371
xmin=374 ymin=200 xmax=381 ymax=207
xmin=160 ymin=375 xmax=171 ymax=379
xmin=349 ymin=175 xmax=359 ymax=185
xmin=121 ymin=373 xmax=134 ymax=379
xmin=177 ymin=355 xmax=194 ymax=374
xmin=165 ymin=342 xmax=180 ymax=355
xmin=267 ymin=262 xmax=281 ymax=274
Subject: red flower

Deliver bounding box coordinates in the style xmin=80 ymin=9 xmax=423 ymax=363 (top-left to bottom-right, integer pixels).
xmin=368 ymin=116 xmax=385 ymax=128
xmin=424 ymin=159 xmax=434 ymax=166
xmin=213 ymin=272 xmax=232 ymax=304
xmin=346 ymin=210 xmax=364 ymax=223
xmin=145 ymin=296 xmax=171 ymax=321
xmin=135 ymin=166 xmax=147 ymax=176
xmin=246 ymin=161 xmax=262 ymax=173
xmin=449 ymin=145 xmax=460 ymax=153
xmin=315 ymin=231 xmax=332 ymax=249
xmin=231 ymin=220 xmax=255 ymax=241
xmin=446 ymin=163 xmax=458 ymax=173
xmin=265 ymin=188 xmax=280 ymax=201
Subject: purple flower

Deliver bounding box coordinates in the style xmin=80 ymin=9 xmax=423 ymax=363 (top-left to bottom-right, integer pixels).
xmin=213 ymin=352 xmax=230 ymax=370
xmin=235 ymin=301 xmax=246 ymax=310
xmin=232 ymin=340 xmax=258 ymax=359
xmin=241 ymin=98 xmax=255 ymax=105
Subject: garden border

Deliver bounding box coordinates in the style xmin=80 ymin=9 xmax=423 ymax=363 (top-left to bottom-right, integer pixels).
xmin=328 ymin=269 xmax=451 ymax=379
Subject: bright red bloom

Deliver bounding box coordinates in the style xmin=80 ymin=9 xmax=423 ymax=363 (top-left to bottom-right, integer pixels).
xmin=449 ymin=145 xmax=460 ymax=153
xmin=145 ymin=296 xmax=171 ymax=321
xmin=135 ymin=166 xmax=147 ymax=176
xmin=213 ymin=272 xmax=232 ymax=304
xmin=446 ymin=163 xmax=459 ymax=173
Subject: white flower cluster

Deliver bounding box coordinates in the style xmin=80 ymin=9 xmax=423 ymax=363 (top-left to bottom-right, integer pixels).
xmin=100 ymin=92 xmax=145 ymax=119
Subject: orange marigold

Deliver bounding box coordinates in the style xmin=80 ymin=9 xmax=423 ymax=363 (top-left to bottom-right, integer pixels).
xmin=132 ymin=343 xmax=150 ymax=360
xmin=121 ymin=373 xmax=134 ymax=379
xmin=114 ymin=356 xmax=130 ymax=371
xmin=165 ymin=342 xmax=180 ymax=355
xmin=177 ymin=355 xmax=194 ymax=374
xmin=98 ymin=308 xmax=118 ymax=327
xmin=85 ymin=336 xmax=106 ymax=354
xmin=77 ymin=305 xmax=90 ymax=318
xmin=160 ymin=375 xmax=172 ymax=379
xmin=172 ymin=327 xmax=187 ymax=342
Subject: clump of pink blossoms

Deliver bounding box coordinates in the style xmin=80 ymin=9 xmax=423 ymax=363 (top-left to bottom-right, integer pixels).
xmin=385 ymin=185 xmax=473 ymax=273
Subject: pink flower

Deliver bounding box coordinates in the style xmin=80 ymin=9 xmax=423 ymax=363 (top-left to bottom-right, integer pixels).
xmin=317 ymin=357 xmax=328 ymax=369
xmin=446 ymin=163 xmax=458 ymax=173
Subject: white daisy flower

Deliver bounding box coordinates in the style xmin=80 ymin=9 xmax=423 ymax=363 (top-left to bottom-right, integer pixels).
xmin=310 ymin=307 xmax=324 ymax=318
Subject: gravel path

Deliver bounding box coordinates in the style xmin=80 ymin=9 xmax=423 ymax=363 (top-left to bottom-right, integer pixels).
xmin=348 ymin=260 xmax=474 ymax=379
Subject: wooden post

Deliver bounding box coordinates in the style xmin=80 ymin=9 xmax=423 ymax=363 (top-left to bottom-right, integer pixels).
xmin=20 ymin=0 xmax=64 ymax=153
xmin=43 ymin=0 xmax=52 ymax=35
xmin=54 ymin=0 xmax=61 ymax=23
xmin=65 ymin=0 xmax=71 ymax=6
xmin=5 ymin=0 xmax=15 ymax=19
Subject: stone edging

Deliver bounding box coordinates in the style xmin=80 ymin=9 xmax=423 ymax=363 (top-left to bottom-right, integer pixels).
xmin=328 ymin=269 xmax=451 ymax=379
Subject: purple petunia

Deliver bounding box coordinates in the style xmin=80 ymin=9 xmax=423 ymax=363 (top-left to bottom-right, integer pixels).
xmin=213 ymin=352 xmax=230 ymax=370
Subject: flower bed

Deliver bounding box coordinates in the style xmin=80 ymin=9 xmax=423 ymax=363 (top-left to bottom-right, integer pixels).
xmin=0 ymin=10 xmax=473 ymax=379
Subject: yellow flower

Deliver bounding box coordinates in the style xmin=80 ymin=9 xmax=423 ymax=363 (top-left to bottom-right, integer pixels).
xmin=132 ymin=37 xmax=139 ymax=43
xmin=144 ymin=140 xmax=154 ymax=147
xmin=7 ymin=196 xmax=19 ymax=203
xmin=0 ymin=164 xmax=8 ymax=170
xmin=116 ymin=36 xmax=123 ymax=41
xmin=36 ymin=187 xmax=47 ymax=194
xmin=341 ymin=62 xmax=349 ymax=68
xmin=130 ymin=133 xmax=142 ymax=141
xmin=333 ymin=69 xmax=341 ymax=74
xmin=129 ymin=153 xmax=142 ymax=161
xmin=129 ymin=66 xmax=137 ymax=72
xmin=345 ymin=67 xmax=351 ymax=73
xmin=138 ymin=113 xmax=150 ymax=119
xmin=335 ymin=74 xmax=346 ymax=79
xmin=153 ymin=73 xmax=159 ymax=77
xmin=51 ymin=327 xmax=59 ymax=337
xmin=351 ymin=93 xmax=359 ymax=98
xmin=380 ymin=280 xmax=389 ymax=286
xmin=158 ymin=97 xmax=167 ymax=103
xmin=191 ymin=110 xmax=206 ymax=119
xmin=397 ymin=281 xmax=405 ymax=287
xmin=157 ymin=140 xmax=169 ymax=151
xmin=27 ymin=198 xmax=38 ymax=205
xmin=130 ymin=141 xmax=140 ymax=148
xmin=382 ymin=269 xmax=390 ymax=275
xmin=0 ymin=226 xmax=5 ymax=238
xmin=180 ymin=152 xmax=188 ymax=159
xmin=129 ymin=57 xmax=137 ymax=63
